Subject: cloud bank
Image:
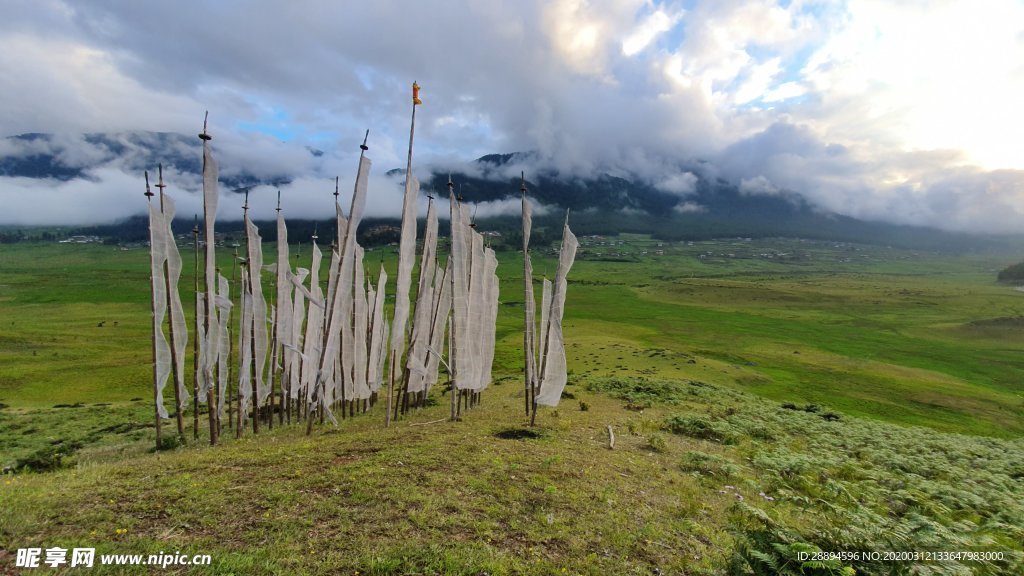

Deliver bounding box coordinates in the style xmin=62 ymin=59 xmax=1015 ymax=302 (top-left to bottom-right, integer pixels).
xmin=0 ymin=0 xmax=1022 ymax=233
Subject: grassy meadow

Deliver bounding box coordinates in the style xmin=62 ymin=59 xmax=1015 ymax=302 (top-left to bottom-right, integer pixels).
xmin=1 ymin=235 xmax=1023 ymax=574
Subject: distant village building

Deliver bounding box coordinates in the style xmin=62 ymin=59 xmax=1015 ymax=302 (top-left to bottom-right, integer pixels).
xmin=59 ymin=235 xmax=101 ymax=244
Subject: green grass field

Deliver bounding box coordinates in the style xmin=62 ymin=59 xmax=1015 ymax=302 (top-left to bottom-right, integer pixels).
xmin=1 ymin=236 xmax=1023 ymax=574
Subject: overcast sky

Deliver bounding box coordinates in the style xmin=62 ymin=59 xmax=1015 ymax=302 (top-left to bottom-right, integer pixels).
xmin=1 ymin=0 xmax=1023 ymax=233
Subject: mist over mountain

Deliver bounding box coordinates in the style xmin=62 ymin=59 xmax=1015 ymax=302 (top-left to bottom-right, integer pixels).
xmin=0 ymin=131 xmax=308 ymax=190
xmin=414 ymin=152 xmax=999 ymax=252
xmin=0 ymin=131 xmax=1007 ymax=252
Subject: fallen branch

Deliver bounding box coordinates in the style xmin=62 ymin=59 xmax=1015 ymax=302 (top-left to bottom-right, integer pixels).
xmin=410 ymin=418 xmax=449 ymax=427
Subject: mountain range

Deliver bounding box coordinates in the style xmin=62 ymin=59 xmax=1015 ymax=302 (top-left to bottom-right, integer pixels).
xmin=0 ymin=131 xmax=1003 ymax=251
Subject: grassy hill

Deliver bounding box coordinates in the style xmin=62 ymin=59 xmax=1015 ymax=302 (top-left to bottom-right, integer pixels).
xmin=3 ymin=378 xmax=1022 ymax=574
xmin=1 ymin=238 xmax=1023 ymax=574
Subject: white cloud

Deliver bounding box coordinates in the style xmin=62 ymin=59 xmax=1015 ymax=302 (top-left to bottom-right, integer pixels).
xmin=674 ymin=0 xmax=806 ymax=95
xmin=622 ymin=8 xmax=681 ymax=56
xmin=463 ymin=196 xmax=551 ymax=220
xmin=543 ymin=0 xmax=640 ymax=79
xmin=800 ymin=0 xmax=1024 ymax=170
xmin=655 ymin=172 xmax=698 ymax=195
xmin=0 ymin=34 xmax=197 ymax=136
xmin=674 ymin=201 xmax=706 ymax=214
xmin=739 ymin=175 xmax=779 ymax=196
xmin=762 ymin=81 xmax=805 ymax=103
xmin=734 ymin=57 xmax=782 ymax=105
xmin=0 ymin=168 xmax=171 ymax=226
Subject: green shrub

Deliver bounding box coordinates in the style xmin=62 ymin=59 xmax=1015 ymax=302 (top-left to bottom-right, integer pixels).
xmin=997 ymin=261 xmax=1024 ymax=283
xmin=729 ymin=503 xmax=856 ymax=576
xmin=152 ymin=434 xmax=184 ymax=452
xmin=646 ymin=433 xmax=667 ymax=452
xmin=665 ymin=414 xmax=740 ymax=444
xmin=680 ymin=451 xmax=740 ymax=478
xmin=586 ymin=376 xmax=697 ymax=405
xmin=15 ymin=440 xmax=82 ymax=472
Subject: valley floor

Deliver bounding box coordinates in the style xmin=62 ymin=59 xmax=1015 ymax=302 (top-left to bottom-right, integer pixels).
xmin=2 ymin=238 xmax=1024 ymax=574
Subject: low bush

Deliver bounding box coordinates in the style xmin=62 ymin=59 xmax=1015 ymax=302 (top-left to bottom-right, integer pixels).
xmin=665 ymin=414 xmax=740 ymax=444
xmin=680 ymin=451 xmax=740 ymax=478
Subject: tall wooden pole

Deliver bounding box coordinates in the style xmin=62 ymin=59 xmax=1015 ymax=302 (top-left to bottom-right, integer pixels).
xmin=530 ymin=211 xmax=570 ymax=428
xmin=227 ymin=248 xmax=238 ymax=434
xmin=237 ymin=257 xmax=247 ymax=439
xmin=335 ymin=180 xmax=344 ymax=425
xmin=199 ymin=114 xmax=219 ymax=445
xmin=387 ymin=88 xmax=419 ymax=428
xmin=268 ymin=192 xmax=281 ymax=430
xmin=396 ymin=191 xmax=435 ymax=419
xmin=191 ymin=215 xmax=201 ymax=439
xmin=521 ymin=174 xmax=533 ymax=418
xmin=242 ymin=189 xmax=260 ymax=435
xmin=447 ymin=177 xmax=459 ymax=421
xmin=274 ymin=190 xmax=287 ymax=426
xmin=288 ymin=244 xmax=300 ymax=424
xmin=145 ymin=172 xmax=163 ymax=449
xmin=214 ymin=264 xmax=223 ymax=437
xmin=301 ymin=227 xmax=320 ymax=425
xmin=155 ymin=165 xmax=186 ymax=440
xmin=406 ymin=250 xmax=444 ymax=412
xmin=306 ymin=132 xmax=370 ymax=435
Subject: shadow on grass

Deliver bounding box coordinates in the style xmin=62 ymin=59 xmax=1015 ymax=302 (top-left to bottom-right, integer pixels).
xmin=493 ymin=427 xmax=544 ymax=440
